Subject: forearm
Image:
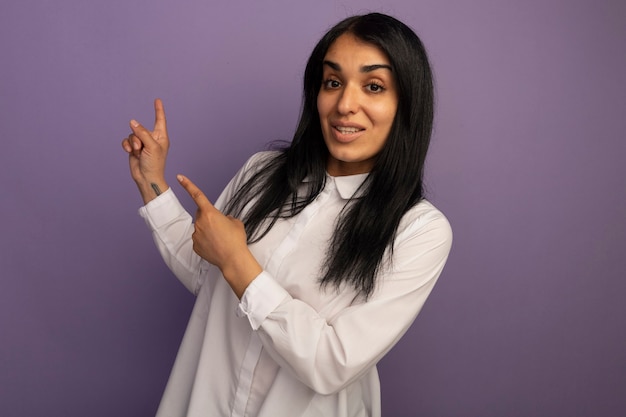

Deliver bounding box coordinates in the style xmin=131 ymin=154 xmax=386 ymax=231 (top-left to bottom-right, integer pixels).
xmin=255 ymin=296 xmax=409 ymax=394
xmin=237 ymin=274 xmax=395 ymax=394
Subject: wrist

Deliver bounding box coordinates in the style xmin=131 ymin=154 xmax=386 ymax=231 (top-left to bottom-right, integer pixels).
xmin=137 ymin=178 xmax=169 ymax=204
xmin=221 ymin=251 xmax=263 ymax=299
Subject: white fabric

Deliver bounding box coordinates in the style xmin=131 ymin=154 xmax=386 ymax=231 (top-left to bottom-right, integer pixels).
xmin=139 ymin=151 xmax=452 ymax=417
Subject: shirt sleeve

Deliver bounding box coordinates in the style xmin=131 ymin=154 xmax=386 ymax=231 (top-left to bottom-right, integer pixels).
xmin=239 ymin=208 xmax=453 ymax=395
xmin=237 ymin=271 xmax=290 ymax=329
xmin=138 ymin=188 xmax=207 ymax=295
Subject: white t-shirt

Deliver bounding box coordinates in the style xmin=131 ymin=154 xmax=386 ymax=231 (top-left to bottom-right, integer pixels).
xmin=139 ymin=151 xmax=452 ymax=417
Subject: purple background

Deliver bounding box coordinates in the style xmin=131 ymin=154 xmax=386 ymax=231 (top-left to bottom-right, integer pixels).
xmin=1 ymin=0 xmax=625 ymax=415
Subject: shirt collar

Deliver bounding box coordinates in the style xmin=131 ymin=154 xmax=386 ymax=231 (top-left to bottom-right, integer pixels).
xmin=329 ymin=173 xmax=369 ymax=199
xmin=301 ymin=172 xmax=369 ymax=199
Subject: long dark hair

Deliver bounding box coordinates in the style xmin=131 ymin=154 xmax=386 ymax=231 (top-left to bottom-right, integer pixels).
xmin=225 ymin=13 xmax=434 ymax=298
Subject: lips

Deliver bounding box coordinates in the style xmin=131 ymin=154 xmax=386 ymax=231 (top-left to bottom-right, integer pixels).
xmin=335 ymin=126 xmax=362 ymax=134
xmin=331 ymin=121 xmax=366 ymax=143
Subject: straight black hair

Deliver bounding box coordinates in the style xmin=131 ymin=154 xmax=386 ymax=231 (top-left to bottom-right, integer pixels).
xmin=225 ymin=13 xmax=434 ymax=298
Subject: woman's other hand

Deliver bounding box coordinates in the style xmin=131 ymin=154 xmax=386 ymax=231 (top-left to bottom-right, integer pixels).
xmin=177 ymin=174 xmax=262 ymax=299
xmin=122 ymin=98 xmax=170 ymax=204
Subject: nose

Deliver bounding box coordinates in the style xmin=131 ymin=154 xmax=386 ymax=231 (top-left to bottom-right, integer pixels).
xmin=336 ymin=83 xmax=360 ymax=115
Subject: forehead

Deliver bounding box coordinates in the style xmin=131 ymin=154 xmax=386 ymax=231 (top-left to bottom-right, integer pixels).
xmin=323 ymin=33 xmax=390 ymax=66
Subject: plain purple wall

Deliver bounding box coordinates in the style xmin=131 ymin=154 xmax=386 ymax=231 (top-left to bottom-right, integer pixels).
xmin=1 ymin=0 xmax=625 ymax=416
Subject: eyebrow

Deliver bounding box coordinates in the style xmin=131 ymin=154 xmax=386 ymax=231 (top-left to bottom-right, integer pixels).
xmin=323 ymin=60 xmax=392 ymax=73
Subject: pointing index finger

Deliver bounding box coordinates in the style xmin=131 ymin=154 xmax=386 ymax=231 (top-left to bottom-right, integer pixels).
xmin=154 ymin=98 xmax=166 ymax=130
xmin=177 ymin=174 xmax=214 ymax=210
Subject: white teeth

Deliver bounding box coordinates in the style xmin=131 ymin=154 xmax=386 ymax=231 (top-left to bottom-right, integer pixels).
xmin=336 ymin=126 xmax=361 ymax=134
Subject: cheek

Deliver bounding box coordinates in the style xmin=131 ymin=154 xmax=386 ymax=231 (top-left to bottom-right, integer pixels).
xmin=317 ymin=94 xmax=330 ymax=119
xmin=371 ymin=102 xmax=397 ymax=129
xmin=383 ymin=98 xmax=398 ymax=126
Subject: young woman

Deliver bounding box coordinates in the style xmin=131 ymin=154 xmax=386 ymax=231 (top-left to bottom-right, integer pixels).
xmin=122 ymin=13 xmax=452 ymax=417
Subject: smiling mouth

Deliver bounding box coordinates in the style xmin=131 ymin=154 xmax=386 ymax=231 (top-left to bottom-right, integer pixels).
xmin=334 ymin=126 xmax=364 ymax=134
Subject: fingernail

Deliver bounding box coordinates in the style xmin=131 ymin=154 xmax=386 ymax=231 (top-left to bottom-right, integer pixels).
xmin=130 ymin=119 xmax=139 ymax=127
xmin=177 ymin=174 xmax=184 ymax=182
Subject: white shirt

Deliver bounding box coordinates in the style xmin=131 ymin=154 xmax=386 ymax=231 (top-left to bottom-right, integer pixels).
xmin=139 ymin=152 xmax=452 ymax=417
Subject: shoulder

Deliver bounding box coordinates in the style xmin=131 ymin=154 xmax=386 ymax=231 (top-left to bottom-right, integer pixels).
xmin=233 ymin=150 xmax=282 ymax=185
xmin=238 ymin=151 xmax=281 ymax=177
xmin=244 ymin=150 xmax=281 ymax=169
xmin=215 ymin=151 xmax=282 ymax=210
xmin=381 ymin=200 xmax=453 ymax=276
xmin=396 ymin=199 xmax=453 ymax=248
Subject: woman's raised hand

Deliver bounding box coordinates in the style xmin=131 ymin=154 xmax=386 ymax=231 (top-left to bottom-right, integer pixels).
xmin=122 ymin=98 xmax=170 ymax=204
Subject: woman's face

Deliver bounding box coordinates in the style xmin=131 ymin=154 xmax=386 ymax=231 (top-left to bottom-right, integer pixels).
xmin=317 ymin=33 xmax=398 ymax=176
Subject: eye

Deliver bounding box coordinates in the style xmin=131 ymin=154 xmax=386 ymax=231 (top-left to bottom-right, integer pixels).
xmin=366 ymin=82 xmax=385 ymax=93
xmin=323 ymin=79 xmax=341 ymax=89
